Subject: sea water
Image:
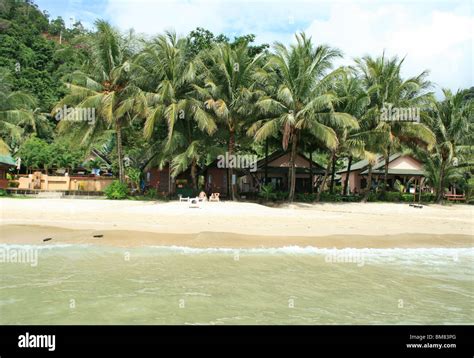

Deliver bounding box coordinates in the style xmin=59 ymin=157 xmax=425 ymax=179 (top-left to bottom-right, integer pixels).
xmin=0 ymin=244 xmax=472 ymax=324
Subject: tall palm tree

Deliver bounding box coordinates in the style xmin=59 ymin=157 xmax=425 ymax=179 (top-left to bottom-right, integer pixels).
xmin=53 ymin=20 xmax=146 ymax=182
xmin=139 ymin=32 xmax=217 ymax=189
xmin=194 ymin=40 xmax=264 ymax=200
xmin=355 ymin=54 xmax=435 ymax=193
xmin=248 ymin=33 xmax=357 ymax=202
xmin=425 ymin=89 xmax=472 ymax=202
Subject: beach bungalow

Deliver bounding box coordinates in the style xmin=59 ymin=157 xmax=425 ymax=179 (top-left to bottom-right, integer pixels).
xmin=200 ymin=160 xmax=229 ymax=197
xmin=144 ymin=165 xmax=197 ymax=197
xmin=338 ymin=153 xmax=425 ymax=194
xmin=239 ymin=150 xmax=326 ymax=193
xmin=0 ymin=154 xmax=16 ymax=189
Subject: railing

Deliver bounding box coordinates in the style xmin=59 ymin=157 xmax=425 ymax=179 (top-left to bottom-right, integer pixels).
xmin=444 ymin=194 xmax=466 ymax=201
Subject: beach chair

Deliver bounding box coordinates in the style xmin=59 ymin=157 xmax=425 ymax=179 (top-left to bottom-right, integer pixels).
xmin=198 ymin=191 xmax=207 ymax=202
xmin=179 ymin=194 xmax=190 ymax=202
xmin=189 ymin=197 xmax=200 ymax=208
xmin=209 ymin=193 xmax=220 ymax=202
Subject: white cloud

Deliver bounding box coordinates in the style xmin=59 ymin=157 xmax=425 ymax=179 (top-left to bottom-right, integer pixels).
xmin=103 ymin=0 xmax=473 ymax=94
xmin=304 ymin=2 xmax=473 ymax=94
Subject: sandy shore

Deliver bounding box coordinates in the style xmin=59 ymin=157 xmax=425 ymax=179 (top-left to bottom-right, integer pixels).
xmin=0 ymin=198 xmax=473 ymax=248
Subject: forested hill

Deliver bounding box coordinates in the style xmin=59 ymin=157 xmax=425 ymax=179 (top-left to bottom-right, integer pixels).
xmin=0 ymin=0 xmax=88 ymax=112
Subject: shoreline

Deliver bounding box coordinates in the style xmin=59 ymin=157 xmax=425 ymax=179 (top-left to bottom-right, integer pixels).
xmin=1 ymin=225 xmax=472 ymax=249
xmin=1 ymin=199 xmax=473 ymax=248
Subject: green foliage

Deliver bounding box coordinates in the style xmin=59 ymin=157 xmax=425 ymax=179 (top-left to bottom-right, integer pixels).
xmin=319 ymin=192 xmax=343 ymax=202
xmin=145 ymin=188 xmax=158 ymax=199
xmin=0 ymin=0 xmax=87 ymax=112
xmin=48 ymin=141 xmax=83 ymax=169
xmin=103 ymin=180 xmax=129 ymax=199
xmin=16 ymin=136 xmax=83 ymax=171
xmin=259 ymin=184 xmax=275 ymax=201
xmin=16 ymin=136 xmax=50 ymax=170
xmin=400 ymin=193 xmax=416 ymax=202
xmin=295 ymin=193 xmax=317 ymax=202
xmin=378 ymin=191 xmax=402 ymax=202
xmin=126 ymin=167 xmax=141 ymax=190
xmin=0 ymin=188 xmax=7 ymax=196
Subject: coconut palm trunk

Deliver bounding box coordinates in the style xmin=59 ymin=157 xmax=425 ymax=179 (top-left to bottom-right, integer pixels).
xmin=228 ymin=128 xmax=236 ymax=201
xmin=436 ymin=159 xmax=447 ymax=203
xmin=316 ymin=154 xmax=333 ymax=202
xmin=382 ymin=145 xmax=390 ymax=193
xmin=329 ymin=152 xmax=337 ymax=194
xmin=288 ymin=135 xmax=298 ymax=202
xmin=343 ymin=155 xmax=353 ymax=195
xmin=115 ymin=122 xmax=125 ymax=183
xmin=362 ymin=164 xmax=373 ymax=202
xmin=191 ymin=158 xmax=198 ymax=190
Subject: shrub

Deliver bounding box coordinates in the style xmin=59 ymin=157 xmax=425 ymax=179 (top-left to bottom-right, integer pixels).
xmin=258 ymin=184 xmax=276 ymax=201
xmin=0 ymin=189 xmax=7 ymax=196
xmin=319 ymin=192 xmax=343 ymax=202
xmin=366 ymin=192 xmax=378 ymax=202
xmin=274 ymin=191 xmax=289 ymax=201
xmin=8 ymin=181 xmax=19 ymax=188
xmin=401 ymin=193 xmax=415 ymax=202
xmin=379 ymin=191 xmax=402 ymax=202
xmin=144 ymin=188 xmax=157 ymax=199
xmin=296 ymin=193 xmax=317 ymax=202
xmin=420 ymin=193 xmax=436 ymax=203
xmin=103 ymin=180 xmax=129 ymax=200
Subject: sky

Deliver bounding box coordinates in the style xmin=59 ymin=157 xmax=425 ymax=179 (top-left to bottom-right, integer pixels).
xmin=36 ymin=0 xmax=473 ymax=96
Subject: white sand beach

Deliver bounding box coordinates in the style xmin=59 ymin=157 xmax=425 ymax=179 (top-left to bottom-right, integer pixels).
xmin=0 ymin=198 xmax=472 ymax=248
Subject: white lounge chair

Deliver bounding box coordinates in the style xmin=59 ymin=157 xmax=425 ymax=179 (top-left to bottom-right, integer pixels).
xmin=189 ymin=197 xmax=200 ymax=208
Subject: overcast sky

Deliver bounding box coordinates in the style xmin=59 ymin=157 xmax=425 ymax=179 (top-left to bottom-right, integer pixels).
xmin=37 ymin=0 xmax=473 ymax=96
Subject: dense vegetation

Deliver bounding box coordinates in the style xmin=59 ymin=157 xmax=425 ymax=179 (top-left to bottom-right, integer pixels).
xmin=0 ymin=0 xmax=472 ymax=203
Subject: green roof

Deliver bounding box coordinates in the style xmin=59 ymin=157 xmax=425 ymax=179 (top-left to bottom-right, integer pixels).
xmin=0 ymin=154 xmax=15 ymax=166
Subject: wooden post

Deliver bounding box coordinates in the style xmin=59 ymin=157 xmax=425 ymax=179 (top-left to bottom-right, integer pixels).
xmin=309 ymin=151 xmax=313 ymax=194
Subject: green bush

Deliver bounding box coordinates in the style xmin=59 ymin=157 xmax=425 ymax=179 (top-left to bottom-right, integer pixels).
xmin=8 ymin=181 xmax=19 ymax=188
xmin=295 ymin=193 xmax=317 ymax=202
xmin=103 ymin=180 xmax=129 ymax=200
xmin=258 ymin=184 xmax=276 ymax=201
xmin=274 ymin=191 xmax=289 ymax=201
xmin=0 ymin=189 xmax=7 ymax=196
xmin=145 ymin=188 xmax=158 ymax=199
xmin=366 ymin=192 xmax=378 ymax=202
xmin=378 ymin=191 xmax=402 ymax=202
xmin=420 ymin=193 xmax=436 ymax=203
xmin=401 ymin=193 xmax=415 ymax=202
xmin=319 ymin=192 xmax=343 ymax=202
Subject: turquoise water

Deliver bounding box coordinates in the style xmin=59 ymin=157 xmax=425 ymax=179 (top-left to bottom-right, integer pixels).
xmin=0 ymin=244 xmax=473 ymax=324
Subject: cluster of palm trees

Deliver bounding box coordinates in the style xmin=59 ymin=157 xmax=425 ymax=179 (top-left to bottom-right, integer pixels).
xmin=4 ymin=20 xmax=471 ymax=202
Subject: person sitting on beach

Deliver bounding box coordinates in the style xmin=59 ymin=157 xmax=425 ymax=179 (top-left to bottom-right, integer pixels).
xmin=198 ymin=191 xmax=207 ymax=201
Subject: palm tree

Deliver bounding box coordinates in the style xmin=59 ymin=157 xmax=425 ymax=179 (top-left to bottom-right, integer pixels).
xmin=424 ymin=89 xmax=472 ymax=202
xmin=53 ymin=20 xmax=146 ymax=182
xmin=194 ymin=40 xmax=264 ymax=200
xmin=139 ymin=32 xmax=217 ymax=189
xmin=355 ymin=54 xmax=435 ymax=194
xmin=248 ymin=33 xmax=357 ymax=202
xmin=0 ymin=68 xmax=50 ymax=154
